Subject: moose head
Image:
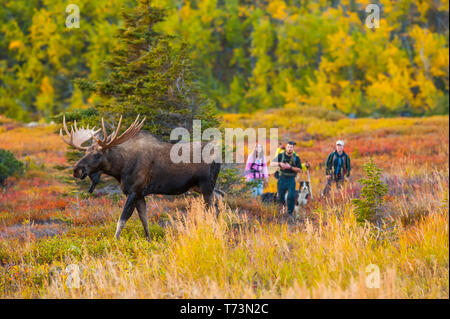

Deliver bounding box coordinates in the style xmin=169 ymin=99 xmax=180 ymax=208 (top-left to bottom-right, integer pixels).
xmin=60 ymin=115 xmax=146 ymax=180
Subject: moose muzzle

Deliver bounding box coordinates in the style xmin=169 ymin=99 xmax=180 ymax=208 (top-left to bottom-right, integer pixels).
xmin=73 ymin=166 xmax=88 ymax=179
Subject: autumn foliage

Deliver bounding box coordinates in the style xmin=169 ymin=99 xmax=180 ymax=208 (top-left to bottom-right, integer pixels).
xmin=1 ymin=0 xmax=448 ymax=121
xmin=0 ymin=112 xmax=448 ymax=298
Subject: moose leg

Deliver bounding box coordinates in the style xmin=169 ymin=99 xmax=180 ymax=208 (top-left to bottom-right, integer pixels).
xmin=115 ymin=193 xmax=137 ymax=239
xmin=200 ymin=182 xmax=214 ymax=209
xmin=135 ymin=197 xmax=151 ymax=241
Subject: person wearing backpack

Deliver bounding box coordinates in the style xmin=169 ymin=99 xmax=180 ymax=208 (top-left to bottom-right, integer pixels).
xmin=322 ymin=140 xmax=351 ymax=196
xmin=272 ymin=141 xmax=310 ymax=216
xmin=275 ymin=142 xmax=286 ymax=156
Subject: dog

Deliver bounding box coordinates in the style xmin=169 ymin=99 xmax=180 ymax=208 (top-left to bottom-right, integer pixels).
xmin=297 ymin=181 xmax=310 ymax=205
xmin=260 ymin=181 xmax=310 ymax=217
xmin=294 ymin=181 xmax=310 ymax=217
xmin=261 ymin=192 xmax=278 ymax=203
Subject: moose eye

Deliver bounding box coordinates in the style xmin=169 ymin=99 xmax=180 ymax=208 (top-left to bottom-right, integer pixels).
xmin=94 ymin=153 xmax=102 ymax=159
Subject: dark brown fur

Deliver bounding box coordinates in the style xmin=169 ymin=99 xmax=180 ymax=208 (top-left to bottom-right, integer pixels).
xmin=73 ymin=131 xmax=221 ymax=240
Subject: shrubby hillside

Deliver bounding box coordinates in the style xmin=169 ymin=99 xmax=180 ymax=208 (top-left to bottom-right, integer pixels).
xmin=1 ymin=0 xmax=448 ymax=120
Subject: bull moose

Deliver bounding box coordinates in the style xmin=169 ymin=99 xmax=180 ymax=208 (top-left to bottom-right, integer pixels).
xmin=60 ymin=115 xmax=221 ymax=240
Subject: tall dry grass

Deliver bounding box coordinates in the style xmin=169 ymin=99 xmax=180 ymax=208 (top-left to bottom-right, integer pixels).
xmin=2 ymin=192 xmax=442 ymax=299
xmin=0 ymin=114 xmax=448 ymax=299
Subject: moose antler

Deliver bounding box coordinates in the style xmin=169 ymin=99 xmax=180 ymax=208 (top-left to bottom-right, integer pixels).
xmin=60 ymin=115 xmax=100 ymax=150
xmin=92 ymin=114 xmax=146 ymax=149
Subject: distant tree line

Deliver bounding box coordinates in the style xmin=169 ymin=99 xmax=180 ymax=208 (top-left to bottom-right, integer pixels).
xmin=0 ymin=0 xmax=448 ymax=122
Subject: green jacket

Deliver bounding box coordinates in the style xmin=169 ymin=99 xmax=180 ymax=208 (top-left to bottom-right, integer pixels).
xmin=325 ymin=151 xmax=351 ymax=177
xmin=276 ymin=151 xmax=302 ymax=177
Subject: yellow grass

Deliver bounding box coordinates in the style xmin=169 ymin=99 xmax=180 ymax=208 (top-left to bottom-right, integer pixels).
xmin=0 ymin=113 xmax=448 ymax=298
xmin=3 ymin=198 xmax=444 ymax=299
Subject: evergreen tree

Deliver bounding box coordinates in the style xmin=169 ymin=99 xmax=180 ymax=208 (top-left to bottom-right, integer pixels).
xmin=352 ymin=159 xmax=389 ymax=223
xmin=77 ymin=0 xmax=220 ymax=141
xmin=0 ymin=149 xmax=23 ymax=188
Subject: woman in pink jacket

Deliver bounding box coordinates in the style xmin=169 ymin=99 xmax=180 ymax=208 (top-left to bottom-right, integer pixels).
xmin=245 ymin=144 xmax=269 ymax=197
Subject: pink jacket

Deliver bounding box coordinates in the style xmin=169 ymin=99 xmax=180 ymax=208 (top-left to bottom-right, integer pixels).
xmin=245 ymin=154 xmax=269 ymax=182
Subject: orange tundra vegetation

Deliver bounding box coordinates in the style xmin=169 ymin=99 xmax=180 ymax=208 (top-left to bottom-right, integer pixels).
xmin=0 ymin=112 xmax=448 ymax=298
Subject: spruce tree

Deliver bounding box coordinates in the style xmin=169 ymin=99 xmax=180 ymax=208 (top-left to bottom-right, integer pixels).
xmin=0 ymin=149 xmax=23 ymax=189
xmin=352 ymin=159 xmax=389 ymax=223
xmin=77 ymin=0 xmax=219 ymax=141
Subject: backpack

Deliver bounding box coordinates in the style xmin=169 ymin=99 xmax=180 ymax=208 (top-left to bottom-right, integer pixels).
xmin=275 ymin=152 xmax=297 ymax=179
xmin=332 ymin=152 xmax=348 ymax=177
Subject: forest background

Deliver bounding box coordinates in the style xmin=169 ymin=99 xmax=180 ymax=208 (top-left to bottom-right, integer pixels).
xmin=1 ymin=0 xmax=448 ymax=122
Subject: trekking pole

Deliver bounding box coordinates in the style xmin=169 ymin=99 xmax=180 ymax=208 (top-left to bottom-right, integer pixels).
xmin=307 ymin=169 xmax=313 ymax=200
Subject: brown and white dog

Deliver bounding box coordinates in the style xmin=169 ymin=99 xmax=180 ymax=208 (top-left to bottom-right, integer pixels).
xmin=294 ymin=181 xmax=310 ymax=217
xmin=260 ymin=181 xmax=310 ymax=217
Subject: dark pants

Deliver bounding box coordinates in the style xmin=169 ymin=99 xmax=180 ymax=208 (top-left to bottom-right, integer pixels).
xmin=322 ymin=175 xmax=345 ymax=196
xmin=277 ymin=175 xmax=296 ymax=215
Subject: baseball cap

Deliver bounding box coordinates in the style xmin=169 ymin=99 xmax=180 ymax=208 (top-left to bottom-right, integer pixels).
xmin=336 ymin=140 xmax=344 ymax=146
xmin=287 ymin=141 xmax=296 ymax=146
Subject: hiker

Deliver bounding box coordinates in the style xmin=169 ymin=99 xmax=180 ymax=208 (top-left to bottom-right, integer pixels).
xmin=322 ymin=140 xmax=351 ymax=196
xmin=276 ymin=142 xmax=299 ymax=157
xmin=275 ymin=142 xmax=286 ymax=156
xmin=272 ymin=141 xmax=310 ymax=216
xmin=245 ymin=144 xmax=269 ymax=197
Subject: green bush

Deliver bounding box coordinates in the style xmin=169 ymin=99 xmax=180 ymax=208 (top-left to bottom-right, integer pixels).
xmin=216 ymin=166 xmax=253 ymax=196
xmin=0 ymin=149 xmax=23 ymax=187
xmin=352 ymin=159 xmax=388 ymax=223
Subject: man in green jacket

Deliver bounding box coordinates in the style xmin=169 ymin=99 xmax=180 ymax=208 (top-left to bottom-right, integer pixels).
xmin=272 ymin=141 xmax=310 ymax=216
xmin=322 ymin=140 xmax=351 ymax=196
